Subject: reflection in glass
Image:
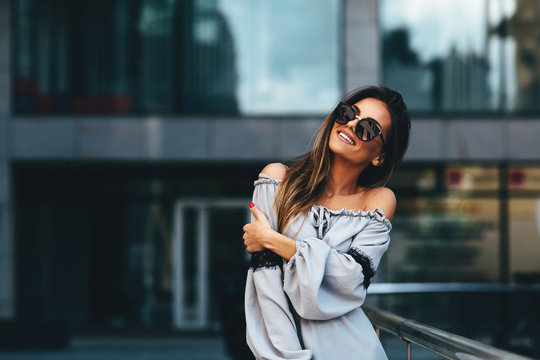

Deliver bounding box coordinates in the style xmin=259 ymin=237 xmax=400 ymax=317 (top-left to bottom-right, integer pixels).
xmin=508 ymin=166 xmax=540 ymax=286
xmin=387 ymin=197 xmax=500 ymax=282
xmin=12 ymin=0 xmax=340 ymax=115
xmin=380 ymin=0 xmax=540 ymax=113
xmin=218 ymin=0 xmax=340 ymax=115
xmin=509 ymin=197 xmax=540 ymax=281
xmin=376 ymin=164 xmax=503 ymax=284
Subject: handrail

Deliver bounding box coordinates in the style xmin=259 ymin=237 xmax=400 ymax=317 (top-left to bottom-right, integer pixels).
xmin=368 ymin=282 xmax=540 ymax=294
xmin=363 ymin=305 xmax=535 ymax=360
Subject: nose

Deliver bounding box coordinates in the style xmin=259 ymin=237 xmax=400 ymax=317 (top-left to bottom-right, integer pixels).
xmin=346 ymin=116 xmax=360 ymax=128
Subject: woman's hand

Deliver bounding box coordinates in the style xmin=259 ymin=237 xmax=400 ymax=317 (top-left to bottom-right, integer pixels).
xmin=243 ymin=202 xmax=274 ymax=253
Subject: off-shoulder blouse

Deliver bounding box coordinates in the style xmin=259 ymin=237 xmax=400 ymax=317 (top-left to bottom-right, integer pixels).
xmin=245 ymin=173 xmax=390 ymax=360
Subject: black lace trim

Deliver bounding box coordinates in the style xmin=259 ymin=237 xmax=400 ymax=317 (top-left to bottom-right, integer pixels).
xmin=250 ymin=249 xmax=282 ymax=271
xmin=346 ymin=248 xmax=375 ymax=289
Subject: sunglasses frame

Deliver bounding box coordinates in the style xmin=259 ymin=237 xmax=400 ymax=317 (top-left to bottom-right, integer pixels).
xmin=334 ymin=102 xmax=386 ymax=148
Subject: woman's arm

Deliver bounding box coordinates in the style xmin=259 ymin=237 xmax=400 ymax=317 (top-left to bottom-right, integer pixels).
xmin=244 ymin=186 xmax=396 ymax=259
xmin=244 ymin=204 xmax=297 ymax=260
xmin=244 ymin=168 xmax=311 ymax=359
xmin=244 ymin=195 xmax=393 ymax=321
xmin=282 ymin=214 xmax=391 ymax=320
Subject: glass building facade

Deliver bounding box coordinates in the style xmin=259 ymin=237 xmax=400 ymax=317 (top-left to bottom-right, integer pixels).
xmin=1 ymin=0 xmax=540 ymax=358
xmin=12 ymin=0 xmax=340 ymax=115
xmin=381 ymin=0 xmax=540 ymax=113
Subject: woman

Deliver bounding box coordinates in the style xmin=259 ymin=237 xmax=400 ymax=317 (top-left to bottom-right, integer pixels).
xmin=243 ymin=86 xmax=411 ymax=359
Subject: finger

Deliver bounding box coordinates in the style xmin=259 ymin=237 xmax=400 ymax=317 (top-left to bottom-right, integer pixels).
xmin=249 ymin=203 xmax=263 ymax=219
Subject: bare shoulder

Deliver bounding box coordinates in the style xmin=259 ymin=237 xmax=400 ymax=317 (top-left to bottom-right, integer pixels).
xmin=259 ymin=162 xmax=288 ymax=180
xmin=363 ymin=186 xmax=396 ymax=221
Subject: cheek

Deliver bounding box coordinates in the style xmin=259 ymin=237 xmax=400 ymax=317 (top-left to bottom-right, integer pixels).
xmin=328 ymin=127 xmax=346 ymax=152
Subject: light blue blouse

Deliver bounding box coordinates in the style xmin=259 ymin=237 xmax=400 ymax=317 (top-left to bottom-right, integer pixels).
xmin=245 ymin=173 xmax=390 ymax=360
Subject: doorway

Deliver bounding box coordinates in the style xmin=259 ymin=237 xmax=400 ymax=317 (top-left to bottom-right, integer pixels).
xmin=172 ymin=199 xmax=251 ymax=330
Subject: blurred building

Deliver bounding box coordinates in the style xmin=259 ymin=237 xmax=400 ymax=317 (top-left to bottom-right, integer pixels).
xmin=0 ymin=0 xmax=539 ymax=356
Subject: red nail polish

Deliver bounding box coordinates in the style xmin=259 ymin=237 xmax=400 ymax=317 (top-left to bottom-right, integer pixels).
xmin=249 ymin=202 xmax=255 ymax=208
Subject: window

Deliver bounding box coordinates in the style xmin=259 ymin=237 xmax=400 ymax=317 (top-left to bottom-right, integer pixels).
xmin=12 ymin=0 xmax=340 ymax=116
xmin=381 ymin=165 xmax=501 ymax=283
xmin=381 ymin=0 xmax=540 ymax=113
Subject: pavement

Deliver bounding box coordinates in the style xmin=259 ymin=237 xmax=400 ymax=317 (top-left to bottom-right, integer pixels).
xmin=0 ymin=336 xmax=233 ymax=360
xmin=0 ymin=335 xmax=445 ymax=360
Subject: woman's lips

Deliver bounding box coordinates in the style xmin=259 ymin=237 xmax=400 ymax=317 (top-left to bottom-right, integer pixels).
xmin=337 ymin=129 xmax=356 ymax=146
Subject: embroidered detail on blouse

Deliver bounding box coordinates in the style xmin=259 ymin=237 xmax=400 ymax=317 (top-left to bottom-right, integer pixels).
xmin=250 ymin=249 xmax=282 ymax=271
xmin=346 ymin=248 xmax=375 ymax=288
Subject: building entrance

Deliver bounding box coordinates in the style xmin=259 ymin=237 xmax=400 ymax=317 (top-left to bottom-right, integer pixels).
xmin=172 ymin=199 xmax=250 ymax=330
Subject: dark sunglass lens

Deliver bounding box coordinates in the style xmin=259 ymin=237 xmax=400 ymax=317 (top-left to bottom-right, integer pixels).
xmin=336 ymin=104 xmax=355 ymax=124
xmin=357 ymin=119 xmax=380 ymax=141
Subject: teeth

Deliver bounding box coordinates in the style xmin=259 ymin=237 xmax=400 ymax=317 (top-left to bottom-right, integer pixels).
xmin=338 ymin=131 xmax=355 ymax=145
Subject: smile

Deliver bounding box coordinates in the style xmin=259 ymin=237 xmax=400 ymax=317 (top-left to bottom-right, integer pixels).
xmin=337 ymin=130 xmax=356 ymax=146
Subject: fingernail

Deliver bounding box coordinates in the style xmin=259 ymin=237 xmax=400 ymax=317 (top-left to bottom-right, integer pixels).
xmin=249 ymin=202 xmax=255 ymax=208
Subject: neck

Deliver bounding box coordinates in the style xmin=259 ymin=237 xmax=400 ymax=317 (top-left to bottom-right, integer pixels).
xmin=327 ymin=155 xmax=369 ymax=196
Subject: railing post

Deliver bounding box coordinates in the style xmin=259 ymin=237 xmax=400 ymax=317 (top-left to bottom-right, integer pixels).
xmin=406 ymin=341 xmax=411 ymax=360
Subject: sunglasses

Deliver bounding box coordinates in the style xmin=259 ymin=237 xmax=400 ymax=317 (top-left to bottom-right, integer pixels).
xmin=334 ymin=102 xmax=386 ymax=148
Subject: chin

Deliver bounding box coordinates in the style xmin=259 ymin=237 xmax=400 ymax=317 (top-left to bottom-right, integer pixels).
xmin=329 ymin=142 xmax=354 ymax=160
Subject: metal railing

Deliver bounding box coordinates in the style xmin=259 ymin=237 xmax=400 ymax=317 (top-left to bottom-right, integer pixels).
xmin=364 ymin=305 xmax=535 ymax=360
xmin=367 ymin=282 xmax=540 ymax=295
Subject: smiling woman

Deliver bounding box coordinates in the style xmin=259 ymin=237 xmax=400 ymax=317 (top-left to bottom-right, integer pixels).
xmin=242 ymin=85 xmax=411 ymax=359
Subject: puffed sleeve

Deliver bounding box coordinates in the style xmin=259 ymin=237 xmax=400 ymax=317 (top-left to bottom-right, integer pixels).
xmin=283 ymin=211 xmax=391 ymax=321
xmin=244 ymin=174 xmax=312 ymax=360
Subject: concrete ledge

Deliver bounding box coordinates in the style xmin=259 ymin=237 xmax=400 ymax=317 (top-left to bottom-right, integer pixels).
xmin=77 ymin=120 xmax=145 ymax=159
xmin=507 ymin=120 xmax=540 ymax=160
xmin=212 ymin=119 xmax=275 ymax=160
xmin=405 ymin=119 xmax=444 ymax=160
xmin=277 ymin=119 xmax=320 ymax=158
xmin=445 ymin=120 xmax=506 ymax=160
xmin=9 ymin=117 xmax=540 ymax=161
xmin=11 ymin=117 xmax=319 ymax=160
xmin=13 ymin=120 xmax=76 ymax=158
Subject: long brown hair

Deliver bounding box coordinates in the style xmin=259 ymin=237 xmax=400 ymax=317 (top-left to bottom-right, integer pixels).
xmin=273 ymin=86 xmax=411 ymax=234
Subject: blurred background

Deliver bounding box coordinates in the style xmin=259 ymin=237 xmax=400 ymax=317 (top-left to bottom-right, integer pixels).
xmin=0 ymin=0 xmax=539 ymax=359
